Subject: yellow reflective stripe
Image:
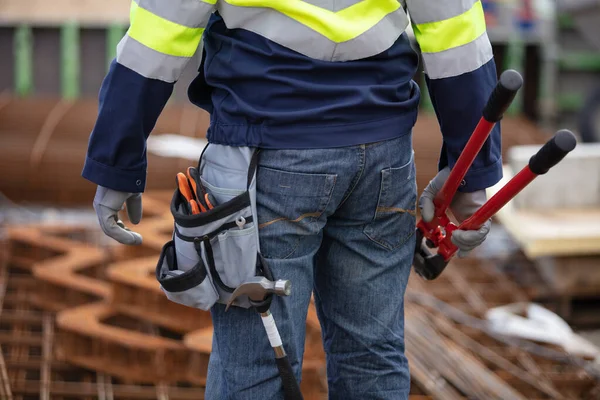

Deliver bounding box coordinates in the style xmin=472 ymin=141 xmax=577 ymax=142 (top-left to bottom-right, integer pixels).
xmin=223 ymin=0 xmax=401 ymax=43
xmin=412 ymin=0 xmax=486 ymax=53
xmin=128 ymin=1 xmax=203 ymax=57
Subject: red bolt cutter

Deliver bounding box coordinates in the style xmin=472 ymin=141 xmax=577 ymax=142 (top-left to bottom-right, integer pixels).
xmin=413 ymin=69 xmax=578 ymax=280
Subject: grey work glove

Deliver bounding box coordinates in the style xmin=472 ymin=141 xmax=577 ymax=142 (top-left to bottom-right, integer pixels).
xmin=419 ymin=167 xmax=491 ymax=258
xmin=93 ymin=186 xmax=143 ymax=245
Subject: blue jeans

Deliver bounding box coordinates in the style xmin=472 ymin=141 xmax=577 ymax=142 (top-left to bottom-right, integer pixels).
xmin=205 ymin=133 xmax=416 ymax=399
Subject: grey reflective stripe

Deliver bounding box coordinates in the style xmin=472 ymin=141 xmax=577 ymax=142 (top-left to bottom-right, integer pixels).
xmin=218 ymin=3 xmax=409 ymax=62
xmin=331 ymin=14 xmax=409 ymax=62
xmin=300 ymin=0 xmax=333 ymax=9
xmin=333 ymin=0 xmax=365 ymax=11
xmin=116 ymin=35 xmax=195 ymax=82
xmin=286 ymin=0 xmax=358 ymax=12
xmin=133 ymin=0 xmax=215 ymax=28
xmin=407 ymin=0 xmax=477 ymax=23
xmin=421 ymin=32 xmax=492 ymax=79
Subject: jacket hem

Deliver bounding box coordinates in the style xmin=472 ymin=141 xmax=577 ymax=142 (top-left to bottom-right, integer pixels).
xmin=206 ymin=112 xmax=418 ymax=150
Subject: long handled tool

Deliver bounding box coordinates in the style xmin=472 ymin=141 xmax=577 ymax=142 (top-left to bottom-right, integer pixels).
xmin=413 ymin=69 xmax=578 ymax=280
xmin=226 ymin=276 xmax=303 ymax=400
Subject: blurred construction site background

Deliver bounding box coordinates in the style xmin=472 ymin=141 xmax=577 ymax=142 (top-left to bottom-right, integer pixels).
xmin=1 ymin=0 xmax=600 ymax=399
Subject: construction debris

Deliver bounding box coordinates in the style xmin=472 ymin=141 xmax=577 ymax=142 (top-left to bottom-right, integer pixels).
xmin=407 ymin=260 xmax=600 ymax=399
xmin=406 ymin=305 xmax=528 ymax=400
xmin=1 ymin=191 xmax=599 ymax=399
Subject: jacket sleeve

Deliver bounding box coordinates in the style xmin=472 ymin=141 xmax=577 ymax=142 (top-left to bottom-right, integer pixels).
xmin=406 ymin=0 xmax=502 ymax=192
xmin=82 ymin=0 xmax=216 ymax=193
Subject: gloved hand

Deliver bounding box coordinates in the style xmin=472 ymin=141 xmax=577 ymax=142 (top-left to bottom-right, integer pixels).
xmin=419 ymin=167 xmax=491 ymax=257
xmin=93 ymin=186 xmax=143 ymax=245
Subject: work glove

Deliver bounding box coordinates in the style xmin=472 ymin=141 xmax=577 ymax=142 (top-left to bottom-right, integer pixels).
xmin=419 ymin=167 xmax=491 ymax=258
xmin=93 ymin=186 xmax=143 ymax=245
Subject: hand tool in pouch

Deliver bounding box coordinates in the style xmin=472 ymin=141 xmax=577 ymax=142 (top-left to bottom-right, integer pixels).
xmin=186 ymin=166 xmax=216 ymax=210
xmin=176 ymin=172 xmax=202 ymax=214
xmin=226 ymin=268 xmax=303 ymax=400
xmin=157 ymin=147 xmax=263 ymax=313
xmin=413 ymin=69 xmax=578 ymax=280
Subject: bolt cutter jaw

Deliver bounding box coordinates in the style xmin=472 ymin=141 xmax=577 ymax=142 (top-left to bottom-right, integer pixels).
xmin=413 ymin=222 xmax=453 ymax=280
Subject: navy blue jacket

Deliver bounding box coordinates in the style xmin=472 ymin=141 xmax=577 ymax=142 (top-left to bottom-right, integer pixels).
xmin=83 ymin=14 xmax=501 ymax=193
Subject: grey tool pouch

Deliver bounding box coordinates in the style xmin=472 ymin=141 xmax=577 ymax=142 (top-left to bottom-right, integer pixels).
xmin=156 ymin=146 xmax=261 ymax=310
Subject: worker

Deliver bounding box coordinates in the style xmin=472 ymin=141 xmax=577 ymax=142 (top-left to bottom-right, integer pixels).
xmin=84 ymin=1 xmax=500 ymax=399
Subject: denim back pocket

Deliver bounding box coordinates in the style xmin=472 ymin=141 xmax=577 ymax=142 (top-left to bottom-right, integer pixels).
xmin=256 ymin=166 xmax=336 ymax=259
xmin=364 ymin=152 xmax=417 ymax=251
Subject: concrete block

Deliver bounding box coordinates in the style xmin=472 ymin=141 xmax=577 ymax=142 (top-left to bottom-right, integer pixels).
xmin=507 ymin=142 xmax=600 ymax=209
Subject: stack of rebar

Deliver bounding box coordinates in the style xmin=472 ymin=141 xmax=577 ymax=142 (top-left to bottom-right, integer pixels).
xmin=406 ymin=306 xmax=527 ymax=400
xmin=406 ymin=262 xmax=600 ymax=399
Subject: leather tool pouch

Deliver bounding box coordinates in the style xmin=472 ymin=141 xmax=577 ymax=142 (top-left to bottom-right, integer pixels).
xmin=156 ymin=146 xmax=262 ymax=310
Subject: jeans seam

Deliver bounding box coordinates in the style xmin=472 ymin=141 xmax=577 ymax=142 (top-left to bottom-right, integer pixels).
xmin=338 ymin=145 xmax=366 ymax=209
xmin=319 ymin=175 xmax=337 ymax=218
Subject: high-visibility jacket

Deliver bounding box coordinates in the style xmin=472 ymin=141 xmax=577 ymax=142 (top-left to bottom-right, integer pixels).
xmin=83 ymin=0 xmax=502 ymax=194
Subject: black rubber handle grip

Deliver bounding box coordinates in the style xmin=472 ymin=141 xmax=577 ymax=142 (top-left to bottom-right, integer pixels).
xmin=482 ymin=69 xmax=524 ymax=122
xmin=275 ymin=356 xmax=304 ymax=400
xmin=412 ymin=229 xmax=449 ymax=280
xmin=529 ymin=129 xmax=577 ymax=175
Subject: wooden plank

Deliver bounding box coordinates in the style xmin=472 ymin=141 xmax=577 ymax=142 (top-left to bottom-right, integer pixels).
xmin=535 ymin=256 xmax=600 ymax=297
xmin=10 ymin=380 xmax=205 ymax=399
xmin=488 ymin=166 xmax=600 ymax=258
xmin=0 ymin=332 xmax=42 ymax=346
xmin=0 ymin=0 xmax=130 ymax=27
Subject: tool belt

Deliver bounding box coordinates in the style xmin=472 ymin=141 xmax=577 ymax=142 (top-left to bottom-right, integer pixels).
xmin=155 ymin=145 xmax=267 ymax=310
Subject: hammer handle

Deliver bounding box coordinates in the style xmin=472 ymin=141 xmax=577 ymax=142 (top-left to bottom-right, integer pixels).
xmin=276 ymin=355 xmax=304 ymax=400
xmin=261 ymin=311 xmax=304 ymax=399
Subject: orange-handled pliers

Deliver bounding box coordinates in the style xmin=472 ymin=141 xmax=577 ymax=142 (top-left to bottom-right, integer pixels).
xmin=177 ymin=172 xmax=203 ymax=214
xmin=186 ymin=167 xmax=215 ymax=211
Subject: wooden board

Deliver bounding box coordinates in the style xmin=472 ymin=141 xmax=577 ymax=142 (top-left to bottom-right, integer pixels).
xmin=487 ymin=166 xmax=600 ymax=258
xmin=0 ymin=0 xmax=130 ymax=26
